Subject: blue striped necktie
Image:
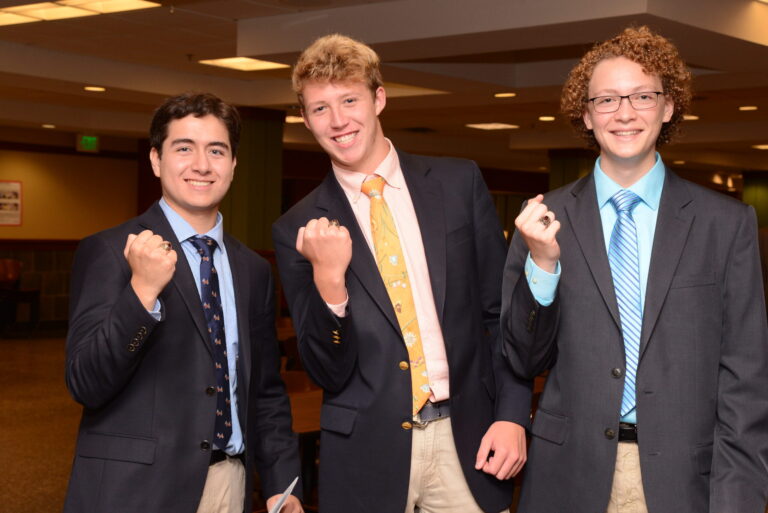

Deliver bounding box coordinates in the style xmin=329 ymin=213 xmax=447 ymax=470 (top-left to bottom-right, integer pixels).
xmin=189 ymin=236 xmax=233 ymax=447
xmin=608 ymin=190 xmax=643 ymax=417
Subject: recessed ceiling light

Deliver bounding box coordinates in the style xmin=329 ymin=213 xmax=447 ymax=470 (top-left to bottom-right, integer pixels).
xmin=712 ymin=174 xmax=724 ymax=185
xmin=683 ymin=114 xmax=699 ymax=121
xmin=673 ymin=160 xmax=685 ymax=165
xmin=42 ymin=123 xmax=56 ymax=129
xmin=739 ymin=105 xmax=758 ymax=111
xmin=466 ymin=123 xmax=520 ymax=130
xmin=199 ymin=57 xmax=289 ymax=72
xmin=0 ymin=12 xmax=39 ymax=25
xmin=285 ymin=115 xmax=304 ymax=124
xmin=0 ymin=1 xmax=159 ymax=25
xmin=538 ymin=116 xmax=555 ymax=122
xmin=494 ymin=92 xmax=517 ymax=98
xmin=752 ymin=144 xmax=768 ymax=150
xmin=757 ymin=0 xmax=768 ymax=4
xmin=59 ymin=1 xmax=160 ymax=14
xmin=84 ymin=86 xmax=106 ymax=92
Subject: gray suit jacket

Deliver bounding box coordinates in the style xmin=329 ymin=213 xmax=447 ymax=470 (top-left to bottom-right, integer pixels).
xmin=502 ymin=169 xmax=768 ymax=513
xmin=64 ymin=203 xmax=299 ymax=513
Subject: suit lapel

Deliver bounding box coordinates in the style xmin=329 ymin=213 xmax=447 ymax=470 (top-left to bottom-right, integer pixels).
xmin=398 ymin=151 xmax=447 ymax=323
xmin=138 ymin=202 xmax=213 ymax=358
xmin=640 ymin=170 xmax=693 ymax=357
xmin=224 ymin=234 xmax=251 ymax=399
xmin=315 ymin=173 xmax=402 ymax=335
xmin=564 ymin=175 xmax=621 ymax=330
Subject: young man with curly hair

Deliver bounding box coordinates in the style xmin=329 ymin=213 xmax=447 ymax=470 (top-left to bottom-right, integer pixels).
xmin=273 ymin=34 xmax=532 ymax=512
xmin=502 ymin=26 xmax=768 ymax=513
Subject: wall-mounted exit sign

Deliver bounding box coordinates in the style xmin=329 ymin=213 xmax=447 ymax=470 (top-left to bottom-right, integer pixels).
xmin=76 ymin=134 xmax=99 ymax=153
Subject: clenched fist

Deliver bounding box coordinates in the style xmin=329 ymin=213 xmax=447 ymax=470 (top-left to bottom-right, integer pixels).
xmin=123 ymin=230 xmax=177 ymax=310
xmin=296 ymin=217 xmax=352 ymax=304
xmin=515 ymin=194 xmax=560 ymax=273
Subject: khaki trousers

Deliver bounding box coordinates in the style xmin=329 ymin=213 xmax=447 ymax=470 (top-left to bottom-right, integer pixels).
xmin=405 ymin=418 xmax=509 ymax=513
xmin=605 ymin=442 xmax=648 ymax=513
xmin=196 ymin=456 xmax=246 ymax=513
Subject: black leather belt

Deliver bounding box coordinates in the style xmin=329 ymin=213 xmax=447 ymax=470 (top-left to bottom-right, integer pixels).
xmin=619 ymin=422 xmax=638 ymax=442
xmin=413 ymin=400 xmax=450 ymax=427
xmin=210 ymin=450 xmax=244 ymax=466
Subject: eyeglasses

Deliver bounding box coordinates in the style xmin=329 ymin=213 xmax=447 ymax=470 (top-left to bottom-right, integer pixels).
xmin=588 ymin=91 xmax=664 ymax=113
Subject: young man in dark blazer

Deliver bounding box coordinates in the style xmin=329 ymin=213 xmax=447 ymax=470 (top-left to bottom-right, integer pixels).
xmin=272 ymin=35 xmax=531 ymax=513
xmin=503 ymin=26 xmax=768 ymax=513
xmin=64 ymin=93 xmax=302 ymax=513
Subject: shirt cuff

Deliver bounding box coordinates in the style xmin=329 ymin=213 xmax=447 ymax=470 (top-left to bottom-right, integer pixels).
xmin=525 ymin=253 xmax=560 ymax=306
xmin=148 ymin=299 xmax=162 ymax=321
xmin=326 ymin=295 xmax=349 ymax=318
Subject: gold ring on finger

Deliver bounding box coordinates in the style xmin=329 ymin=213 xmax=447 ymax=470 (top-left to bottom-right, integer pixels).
xmin=160 ymin=241 xmax=172 ymax=252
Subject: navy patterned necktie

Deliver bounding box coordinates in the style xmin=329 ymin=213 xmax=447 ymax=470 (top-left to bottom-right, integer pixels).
xmin=608 ymin=190 xmax=643 ymax=417
xmin=189 ymin=236 xmax=232 ymax=447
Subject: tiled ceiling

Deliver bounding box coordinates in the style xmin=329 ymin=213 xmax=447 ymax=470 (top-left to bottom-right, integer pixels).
xmin=0 ymin=0 xmax=767 ymax=175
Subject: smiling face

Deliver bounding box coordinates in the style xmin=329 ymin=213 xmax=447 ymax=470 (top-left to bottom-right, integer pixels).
xmin=583 ymin=56 xmax=674 ymax=185
xmin=301 ymin=80 xmax=389 ymax=175
xmin=150 ymin=114 xmax=235 ymax=231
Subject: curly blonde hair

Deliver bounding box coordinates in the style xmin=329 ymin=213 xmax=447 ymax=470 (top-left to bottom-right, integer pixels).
xmin=561 ymin=26 xmax=692 ymax=149
xmin=292 ymin=34 xmax=383 ymax=105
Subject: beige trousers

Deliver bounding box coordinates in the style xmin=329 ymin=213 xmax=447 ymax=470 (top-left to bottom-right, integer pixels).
xmin=605 ymin=442 xmax=648 ymax=513
xmin=196 ymin=456 xmax=246 ymax=513
xmin=405 ymin=418 xmax=509 ymax=513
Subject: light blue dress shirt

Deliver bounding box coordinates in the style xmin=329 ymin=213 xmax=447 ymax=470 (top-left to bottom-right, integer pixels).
xmin=156 ymin=198 xmax=244 ymax=455
xmin=526 ymin=153 xmax=666 ymax=423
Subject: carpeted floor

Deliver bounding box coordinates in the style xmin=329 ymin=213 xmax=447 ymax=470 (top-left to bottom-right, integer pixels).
xmin=0 ymin=338 xmax=80 ymax=513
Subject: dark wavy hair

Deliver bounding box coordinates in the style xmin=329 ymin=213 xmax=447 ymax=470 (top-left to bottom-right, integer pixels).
xmin=149 ymin=92 xmax=241 ymax=156
xmin=561 ymin=26 xmax=692 ymax=149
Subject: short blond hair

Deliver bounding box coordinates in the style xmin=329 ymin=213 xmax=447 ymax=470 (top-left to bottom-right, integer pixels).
xmin=292 ymin=34 xmax=383 ymax=104
xmin=561 ymin=26 xmax=692 ymax=149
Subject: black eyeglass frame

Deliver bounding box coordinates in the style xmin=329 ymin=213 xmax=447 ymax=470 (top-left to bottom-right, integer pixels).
xmin=587 ymin=91 xmax=665 ymax=112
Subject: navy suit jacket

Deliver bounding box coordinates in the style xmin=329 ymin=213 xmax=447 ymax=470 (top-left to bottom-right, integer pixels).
xmin=273 ymin=150 xmax=531 ymax=513
xmin=64 ymin=202 xmax=299 ymax=513
xmin=502 ymin=170 xmax=768 ymax=513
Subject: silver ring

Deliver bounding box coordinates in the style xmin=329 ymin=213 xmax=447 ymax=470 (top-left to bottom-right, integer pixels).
xmin=329 ymin=219 xmax=340 ymax=227
xmin=539 ymin=215 xmax=551 ymax=228
xmin=160 ymin=241 xmax=172 ymax=252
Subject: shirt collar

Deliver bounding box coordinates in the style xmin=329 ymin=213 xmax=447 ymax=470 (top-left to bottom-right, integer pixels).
xmin=158 ymin=197 xmax=225 ymax=248
xmin=332 ymin=138 xmax=403 ymax=202
xmin=594 ymin=153 xmax=665 ymax=211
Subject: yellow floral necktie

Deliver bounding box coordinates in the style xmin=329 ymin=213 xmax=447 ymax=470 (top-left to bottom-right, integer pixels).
xmin=362 ymin=176 xmax=430 ymax=416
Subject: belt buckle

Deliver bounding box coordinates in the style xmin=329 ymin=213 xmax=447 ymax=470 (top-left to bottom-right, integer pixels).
xmin=412 ymin=400 xmax=449 ymax=428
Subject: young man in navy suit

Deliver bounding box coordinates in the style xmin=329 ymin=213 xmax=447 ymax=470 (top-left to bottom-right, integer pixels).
xmin=273 ymin=34 xmax=531 ymax=513
xmin=65 ymin=93 xmax=302 ymax=513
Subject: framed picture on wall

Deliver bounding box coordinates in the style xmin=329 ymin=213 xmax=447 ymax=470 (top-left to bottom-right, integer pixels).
xmin=0 ymin=181 xmax=22 ymax=226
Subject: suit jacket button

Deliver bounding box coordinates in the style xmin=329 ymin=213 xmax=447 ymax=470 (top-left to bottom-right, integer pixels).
xmin=604 ymin=428 xmax=616 ymax=440
xmin=401 ymin=421 xmax=413 ymax=430
xmin=399 ymin=361 xmax=409 ymax=370
xmin=200 ymin=440 xmax=211 ymax=451
xmin=611 ymin=368 xmax=623 ymax=378
xmin=206 ymin=386 xmax=216 ymax=396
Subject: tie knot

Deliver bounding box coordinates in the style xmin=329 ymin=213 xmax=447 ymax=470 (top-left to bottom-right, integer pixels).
xmin=189 ymin=236 xmax=218 ymax=258
xmin=610 ymin=190 xmax=641 ymax=214
xmin=361 ymin=176 xmax=386 ymax=199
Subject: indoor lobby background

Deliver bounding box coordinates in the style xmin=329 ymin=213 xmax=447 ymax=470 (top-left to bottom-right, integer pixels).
xmin=2 ymin=1 xmax=768 ymax=512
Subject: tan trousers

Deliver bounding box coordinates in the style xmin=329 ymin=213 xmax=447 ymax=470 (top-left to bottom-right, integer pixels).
xmin=405 ymin=418 xmax=509 ymax=513
xmin=196 ymin=456 xmax=246 ymax=513
xmin=605 ymin=442 xmax=648 ymax=513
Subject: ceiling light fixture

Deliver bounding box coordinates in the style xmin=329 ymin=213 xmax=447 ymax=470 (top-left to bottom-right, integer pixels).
xmin=0 ymin=1 xmax=158 ymax=26
xmin=199 ymin=57 xmax=289 ymax=72
xmin=42 ymin=123 xmax=56 ymax=129
xmin=752 ymin=144 xmax=768 ymax=150
xmin=466 ymin=123 xmax=520 ymax=130
xmin=739 ymin=105 xmax=758 ymax=111
xmin=538 ymin=116 xmax=555 ymax=122
xmin=84 ymin=85 xmax=106 ymax=92
xmin=494 ymin=92 xmax=517 ymax=98
xmin=285 ymin=115 xmax=304 ymax=124
xmin=683 ymin=114 xmax=699 ymax=121
xmin=673 ymin=160 xmax=685 ymax=165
